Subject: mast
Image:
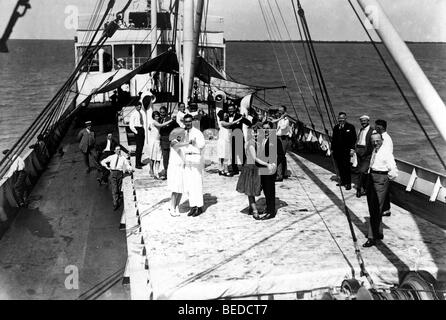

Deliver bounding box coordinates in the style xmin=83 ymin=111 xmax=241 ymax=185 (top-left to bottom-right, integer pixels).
xmin=151 ymin=0 xmax=158 ymax=58
xmin=357 ymin=0 xmax=446 ymax=142
xmin=189 ymin=0 xmax=205 ymax=100
xmin=182 ymin=0 xmax=195 ymax=103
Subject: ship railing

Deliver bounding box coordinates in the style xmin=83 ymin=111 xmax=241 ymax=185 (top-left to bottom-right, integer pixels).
xmin=252 ymin=106 xmax=446 ymax=209
xmin=0 ymin=99 xmax=78 ymax=237
xmin=293 ymin=124 xmax=445 ymax=204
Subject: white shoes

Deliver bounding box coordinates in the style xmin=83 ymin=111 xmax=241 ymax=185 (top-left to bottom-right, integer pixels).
xmin=169 ymin=207 xmax=181 ymax=217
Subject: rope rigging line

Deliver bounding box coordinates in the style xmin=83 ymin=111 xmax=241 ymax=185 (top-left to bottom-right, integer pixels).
xmin=289 ymin=0 xmax=376 ymax=288
xmin=288 ymin=162 xmax=356 ymax=278
xmin=295 ymin=4 xmax=334 ymax=131
xmin=295 ymin=0 xmax=338 ymax=131
xmin=290 ymin=0 xmax=321 ymax=124
xmin=264 ymin=0 xmax=308 ymax=124
xmin=347 ymin=0 xmax=446 ymax=171
xmin=273 ymin=0 xmax=321 ymax=126
xmin=257 ymin=0 xmax=299 ymax=121
xmin=0 ymin=0 xmax=118 ymax=178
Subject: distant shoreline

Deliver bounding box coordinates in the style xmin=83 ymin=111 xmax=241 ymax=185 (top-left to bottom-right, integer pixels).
xmin=8 ymin=39 xmax=446 ymax=44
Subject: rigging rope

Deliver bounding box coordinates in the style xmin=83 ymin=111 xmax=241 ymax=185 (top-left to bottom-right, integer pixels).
xmin=347 ymin=0 xmax=446 ymax=171
xmin=257 ymin=0 xmax=298 ymax=120
xmin=292 ymin=0 xmax=376 ymax=288
xmin=0 ymin=1 xmax=117 ymax=178
xmin=264 ymin=0 xmax=305 ymax=123
xmin=295 ymin=1 xmax=336 ymax=132
xmin=273 ymin=0 xmax=322 ymax=129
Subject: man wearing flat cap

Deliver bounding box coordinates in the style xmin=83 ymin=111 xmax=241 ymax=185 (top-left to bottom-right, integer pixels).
xmin=77 ymin=121 xmax=99 ymax=173
xmin=355 ymin=115 xmax=374 ymax=198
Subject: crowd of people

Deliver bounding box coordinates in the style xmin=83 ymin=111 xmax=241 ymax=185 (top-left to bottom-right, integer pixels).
xmin=0 ymin=93 xmax=398 ymax=243
xmin=73 ymin=94 xmax=398 ymax=244
xmin=124 ymin=93 xmax=294 ymax=220
xmin=331 ymin=112 xmax=397 ymax=248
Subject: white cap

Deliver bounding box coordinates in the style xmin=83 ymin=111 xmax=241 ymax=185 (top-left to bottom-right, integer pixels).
xmin=359 ymin=115 xmax=370 ymax=120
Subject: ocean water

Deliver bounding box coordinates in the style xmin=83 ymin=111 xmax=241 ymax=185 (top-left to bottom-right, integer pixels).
xmin=1 ymin=40 xmax=445 ymax=173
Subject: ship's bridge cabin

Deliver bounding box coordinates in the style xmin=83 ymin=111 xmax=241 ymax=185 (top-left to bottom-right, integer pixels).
xmin=74 ymin=4 xmax=226 ymax=105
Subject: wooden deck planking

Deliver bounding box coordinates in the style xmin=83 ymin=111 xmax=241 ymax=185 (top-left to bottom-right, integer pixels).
xmin=124 ymin=143 xmax=446 ymax=299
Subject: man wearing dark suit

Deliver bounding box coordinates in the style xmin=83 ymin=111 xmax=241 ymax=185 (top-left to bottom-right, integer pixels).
xmin=257 ymin=121 xmax=282 ymax=220
xmin=129 ymin=102 xmax=145 ymax=169
xmin=97 ymin=133 xmax=129 ymax=185
xmin=355 ymin=115 xmax=374 ymax=198
xmin=331 ymin=112 xmax=357 ymax=190
xmin=158 ymin=106 xmax=179 ymax=180
xmin=77 ymin=121 xmax=98 ymax=173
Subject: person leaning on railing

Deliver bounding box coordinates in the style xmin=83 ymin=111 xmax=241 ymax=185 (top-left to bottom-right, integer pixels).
xmin=2 ymin=150 xmax=27 ymax=207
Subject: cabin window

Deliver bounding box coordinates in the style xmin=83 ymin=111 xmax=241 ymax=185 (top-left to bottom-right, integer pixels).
xmin=77 ymin=45 xmax=112 ymax=72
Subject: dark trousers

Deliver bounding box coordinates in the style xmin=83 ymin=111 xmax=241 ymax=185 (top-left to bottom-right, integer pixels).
xmin=333 ymin=150 xmax=352 ymax=185
xmin=82 ymin=147 xmax=99 ymax=170
xmin=98 ymin=151 xmax=113 ymax=182
xmin=261 ymin=174 xmax=276 ymax=215
xmin=277 ymin=136 xmax=290 ymax=180
xmin=135 ymin=127 xmax=145 ymax=166
xmin=161 ymin=147 xmax=170 ymax=176
xmin=366 ymin=173 xmax=389 ymax=240
xmin=110 ymin=170 xmax=123 ymax=207
xmin=230 ymin=136 xmax=244 ymax=174
xmin=355 ymin=146 xmax=371 ymax=192
xmin=14 ymin=170 xmax=27 ymax=204
xmin=383 ymin=190 xmax=391 ymax=212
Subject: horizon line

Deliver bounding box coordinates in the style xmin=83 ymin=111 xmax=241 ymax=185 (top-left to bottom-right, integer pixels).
xmin=8 ymin=38 xmax=446 ymax=44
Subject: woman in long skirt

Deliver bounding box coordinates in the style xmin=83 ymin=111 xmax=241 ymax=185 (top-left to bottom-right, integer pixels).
xmin=236 ymin=126 xmax=276 ymax=220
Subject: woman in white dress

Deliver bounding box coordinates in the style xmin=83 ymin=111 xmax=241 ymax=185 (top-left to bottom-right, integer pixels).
xmin=216 ymin=110 xmax=244 ymax=176
xmin=168 ymin=128 xmax=188 ymax=217
xmin=147 ymin=111 xmax=174 ymax=179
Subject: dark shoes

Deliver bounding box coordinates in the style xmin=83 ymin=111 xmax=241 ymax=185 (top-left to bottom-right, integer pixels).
xmin=362 ymin=239 xmax=376 ymax=248
xmin=382 ymin=211 xmax=391 ymax=217
xmin=135 ymin=166 xmax=143 ymax=170
xmin=260 ymin=212 xmax=276 ymax=220
xmin=188 ymin=207 xmax=203 ymax=217
xmin=345 ymin=184 xmax=352 ymax=190
xmin=356 ymin=189 xmax=366 ymax=198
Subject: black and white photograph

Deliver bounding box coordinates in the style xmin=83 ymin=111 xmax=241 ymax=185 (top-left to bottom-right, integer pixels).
xmin=0 ymin=0 xmax=445 ymax=305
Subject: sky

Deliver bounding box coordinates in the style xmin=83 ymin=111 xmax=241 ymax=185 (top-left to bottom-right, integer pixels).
xmin=0 ymin=0 xmax=445 ymax=41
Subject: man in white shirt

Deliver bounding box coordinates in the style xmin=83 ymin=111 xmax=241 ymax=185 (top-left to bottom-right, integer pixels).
xmin=363 ymin=133 xmax=398 ymax=248
xmin=3 ymin=150 xmax=27 ymax=207
xmin=375 ymin=119 xmax=394 ymax=217
xmin=182 ymin=114 xmax=206 ymax=217
xmin=355 ymin=115 xmax=374 ymax=198
xmin=101 ymin=146 xmax=133 ymax=211
xmin=176 ymin=102 xmax=186 ymax=128
xmin=271 ymin=105 xmax=292 ymax=181
xmin=129 ymin=102 xmax=146 ymax=169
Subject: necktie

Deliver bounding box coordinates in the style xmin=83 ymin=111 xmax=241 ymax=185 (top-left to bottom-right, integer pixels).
xmin=114 ymin=155 xmax=120 ymax=170
xmin=139 ymin=111 xmax=144 ymax=126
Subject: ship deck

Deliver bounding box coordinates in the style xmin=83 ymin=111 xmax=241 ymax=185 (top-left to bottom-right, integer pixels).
xmin=127 ymin=149 xmax=446 ymax=300
xmin=0 ymin=122 xmax=129 ymax=300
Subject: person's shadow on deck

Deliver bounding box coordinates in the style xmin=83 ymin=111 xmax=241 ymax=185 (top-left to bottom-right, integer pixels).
xmin=179 ymin=193 xmax=218 ymax=214
xmin=240 ymin=198 xmax=288 ymax=215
